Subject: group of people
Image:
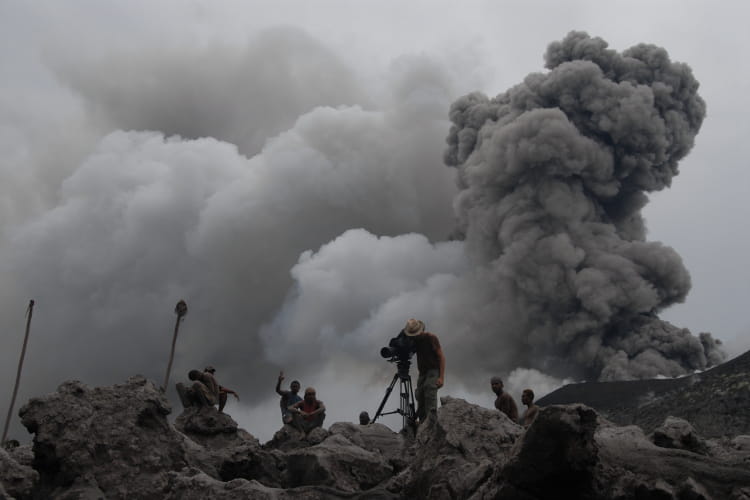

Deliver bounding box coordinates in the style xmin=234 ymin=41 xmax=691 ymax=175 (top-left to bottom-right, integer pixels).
xmin=275 ymin=372 xmax=326 ymax=433
xmin=271 ymin=318 xmax=539 ymax=431
xmin=491 ymin=376 xmax=539 ymax=427
xmin=175 ymin=318 xmax=540 ymax=434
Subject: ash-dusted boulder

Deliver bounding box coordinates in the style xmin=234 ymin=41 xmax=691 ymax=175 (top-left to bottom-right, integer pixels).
xmin=174 ymin=407 xmax=285 ymax=486
xmin=490 ymin=404 xmax=600 ymax=499
xmin=286 ymin=433 xmax=393 ymax=492
xmin=395 ymin=396 xmax=522 ymax=499
xmin=329 ymin=422 xmax=410 ymax=470
xmin=652 ymin=416 xmax=708 ymax=454
xmin=174 ymin=406 xmax=241 ymax=449
xmin=19 ymin=376 xmax=188 ymax=498
xmin=0 ymin=446 xmax=38 ymax=499
xmin=264 ymin=424 xmax=329 ymax=452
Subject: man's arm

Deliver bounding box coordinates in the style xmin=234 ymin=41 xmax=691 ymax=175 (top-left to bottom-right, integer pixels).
xmin=310 ymin=401 xmax=326 ymax=415
xmin=220 ymin=386 xmax=240 ymax=400
xmin=288 ymin=400 xmax=303 ymax=413
xmin=275 ymin=371 xmax=287 ymax=396
xmin=436 ymin=342 xmax=446 ymax=389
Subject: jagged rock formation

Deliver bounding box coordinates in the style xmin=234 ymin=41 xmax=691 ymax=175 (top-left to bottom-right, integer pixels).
xmin=2 ymin=375 xmax=749 ymax=499
xmin=538 ymin=349 xmax=750 ymax=437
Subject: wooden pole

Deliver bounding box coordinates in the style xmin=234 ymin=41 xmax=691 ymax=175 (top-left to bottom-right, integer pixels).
xmin=163 ymin=300 xmax=187 ymax=391
xmin=2 ymin=299 xmax=35 ymax=446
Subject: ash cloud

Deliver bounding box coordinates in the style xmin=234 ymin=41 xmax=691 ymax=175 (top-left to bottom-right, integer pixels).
xmin=0 ymin=21 xmax=729 ymax=442
xmin=444 ymin=31 xmax=724 ymax=380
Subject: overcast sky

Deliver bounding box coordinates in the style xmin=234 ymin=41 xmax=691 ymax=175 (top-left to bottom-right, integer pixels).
xmin=1 ymin=1 xmax=749 ymax=442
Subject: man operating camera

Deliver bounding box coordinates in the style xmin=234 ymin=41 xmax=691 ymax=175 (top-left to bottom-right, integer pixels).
xmin=403 ymin=318 xmax=446 ymax=424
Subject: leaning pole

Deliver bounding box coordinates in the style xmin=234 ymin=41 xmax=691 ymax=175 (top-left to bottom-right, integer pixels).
xmin=163 ymin=300 xmax=188 ymax=391
xmin=2 ymin=299 xmax=35 ymax=446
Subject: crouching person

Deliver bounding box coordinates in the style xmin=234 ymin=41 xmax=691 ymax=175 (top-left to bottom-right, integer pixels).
xmin=176 ymin=369 xmax=219 ymax=408
xmin=288 ymin=387 xmax=325 ymax=433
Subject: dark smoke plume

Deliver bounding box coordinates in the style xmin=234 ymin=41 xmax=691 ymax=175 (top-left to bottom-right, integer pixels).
xmin=444 ymin=31 xmax=724 ymax=380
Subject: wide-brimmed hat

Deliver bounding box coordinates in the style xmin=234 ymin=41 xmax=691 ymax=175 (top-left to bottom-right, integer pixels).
xmin=403 ymin=318 xmax=425 ymax=336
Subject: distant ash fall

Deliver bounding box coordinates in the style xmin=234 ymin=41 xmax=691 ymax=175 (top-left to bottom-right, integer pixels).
xmin=444 ymin=31 xmax=724 ymax=381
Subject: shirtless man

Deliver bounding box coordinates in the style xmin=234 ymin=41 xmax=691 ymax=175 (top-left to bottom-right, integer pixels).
xmin=176 ymin=369 xmax=220 ymax=408
xmin=204 ymin=366 xmax=239 ymax=413
xmin=491 ymin=376 xmax=518 ymax=423
xmin=520 ymin=389 xmax=540 ymax=427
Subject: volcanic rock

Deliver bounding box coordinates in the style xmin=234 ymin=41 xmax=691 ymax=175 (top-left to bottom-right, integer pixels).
xmin=0 ymin=446 xmax=38 ymax=499
xmin=651 ymin=416 xmax=708 ymax=455
xmin=2 ymin=374 xmax=749 ymax=499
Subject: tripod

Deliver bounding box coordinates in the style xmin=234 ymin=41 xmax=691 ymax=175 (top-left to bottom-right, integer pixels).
xmin=371 ymin=359 xmax=416 ymax=430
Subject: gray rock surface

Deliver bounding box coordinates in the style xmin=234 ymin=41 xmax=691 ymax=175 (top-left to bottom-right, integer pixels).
xmin=652 ymin=416 xmax=708 ymax=454
xmin=472 ymin=404 xmax=750 ymax=499
xmin=18 ymin=376 xmax=187 ymax=499
xmin=0 ymin=446 xmax=38 ymax=499
xmin=394 ymin=396 xmax=522 ymax=499
xmin=2 ymin=375 xmax=749 ymax=499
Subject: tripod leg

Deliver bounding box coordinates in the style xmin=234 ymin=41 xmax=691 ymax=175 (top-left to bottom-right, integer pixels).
xmin=371 ymin=373 xmax=399 ymax=423
xmin=405 ymin=376 xmax=416 ymax=422
xmin=400 ymin=376 xmax=416 ymax=428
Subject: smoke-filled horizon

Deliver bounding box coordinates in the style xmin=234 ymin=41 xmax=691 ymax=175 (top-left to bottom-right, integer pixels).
xmin=2 ymin=2 xmax=749 ymax=443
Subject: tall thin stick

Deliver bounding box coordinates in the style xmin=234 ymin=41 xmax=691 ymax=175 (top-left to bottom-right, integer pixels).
xmin=2 ymin=299 xmax=35 ymax=446
xmin=163 ymin=300 xmax=188 ymax=391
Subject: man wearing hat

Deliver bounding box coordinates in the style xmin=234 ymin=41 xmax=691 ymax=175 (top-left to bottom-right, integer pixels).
xmin=403 ymin=318 xmax=446 ymax=424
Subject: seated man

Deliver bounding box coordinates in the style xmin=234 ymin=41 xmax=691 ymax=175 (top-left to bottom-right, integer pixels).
xmin=176 ymin=369 xmax=220 ymax=408
xmin=288 ymin=387 xmax=326 ymax=433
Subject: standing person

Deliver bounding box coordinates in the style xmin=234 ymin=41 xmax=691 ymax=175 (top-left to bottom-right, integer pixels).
xmin=176 ymin=369 xmax=220 ymax=408
xmin=204 ymin=366 xmax=239 ymax=413
xmin=275 ymin=371 xmax=302 ymax=425
xmin=288 ymin=387 xmax=326 ymax=433
xmin=491 ymin=376 xmax=518 ymax=423
xmin=520 ymin=389 xmax=540 ymax=427
xmin=403 ymin=318 xmax=446 ymax=424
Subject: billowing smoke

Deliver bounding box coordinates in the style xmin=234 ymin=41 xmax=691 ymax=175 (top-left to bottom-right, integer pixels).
xmin=444 ymin=31 xmax=725 ymax=380
xmin=0 ymin=21 xmax=728 ymax=443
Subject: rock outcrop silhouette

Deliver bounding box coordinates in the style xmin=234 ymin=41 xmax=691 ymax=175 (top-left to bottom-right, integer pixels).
xmin=1 ymin=374 xmax=749 ymax=499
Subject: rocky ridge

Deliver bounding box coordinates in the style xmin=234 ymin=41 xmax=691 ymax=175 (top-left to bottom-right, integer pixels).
xmin=1 ymin=375 xmax=749 ymax=499
xmin=538 ymin=349 xmax=750 ymax=438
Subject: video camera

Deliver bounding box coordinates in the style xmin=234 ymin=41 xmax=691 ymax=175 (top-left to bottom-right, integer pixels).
xmin=380 ymin=330 xmax=416 ymax=364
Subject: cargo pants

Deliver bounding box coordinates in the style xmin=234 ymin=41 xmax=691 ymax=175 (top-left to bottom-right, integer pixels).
xmin=415 ymin=368 xmax=440 ymax=422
